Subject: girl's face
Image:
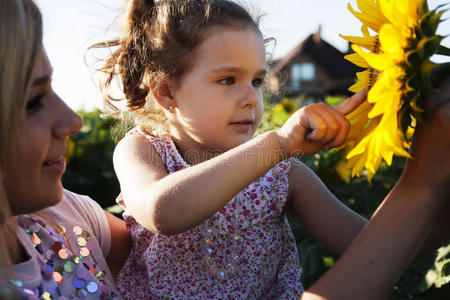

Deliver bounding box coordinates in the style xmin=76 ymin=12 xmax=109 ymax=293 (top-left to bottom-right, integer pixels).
xmin=168 ymin=27 xmax=266 ymax=157
xmin=6 ymin=50 xmax=82 ymax=215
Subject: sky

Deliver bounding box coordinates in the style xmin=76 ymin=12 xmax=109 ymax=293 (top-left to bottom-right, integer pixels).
xmin=34 ymin=0 xmax=449 ymax=111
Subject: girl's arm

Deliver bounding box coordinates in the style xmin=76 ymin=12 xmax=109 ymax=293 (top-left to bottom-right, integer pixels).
xmin=299 ymin=95 xmax=450 ymax=300
xmin=104 ymin=212 xmax=132 ymax=279
xmin=114 ymin=129 xmax=285 ymax=235
xmin=114 ymin=91 xmax=367 ymax=235
xmin=287 ymin=161 xmax=367 ymax=257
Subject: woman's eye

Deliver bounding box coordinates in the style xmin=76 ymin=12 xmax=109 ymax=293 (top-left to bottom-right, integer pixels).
xmin=252 ymin=78 xmax=264 ymax=88
xmin=26 ymin=93 xmax=45 ymax=112
xmin=218 ymin=77 xmax=235 ymax=85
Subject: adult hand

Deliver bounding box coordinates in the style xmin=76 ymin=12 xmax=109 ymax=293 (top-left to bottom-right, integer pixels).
xmin=400 ymin=77 xmax=450 ymax=199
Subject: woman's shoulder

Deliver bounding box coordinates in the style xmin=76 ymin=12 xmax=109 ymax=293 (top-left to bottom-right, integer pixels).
xmin=43 ymin=189 xmax=111 ymax=253
xmin=48 ymin=189 xmax=104 ymax=222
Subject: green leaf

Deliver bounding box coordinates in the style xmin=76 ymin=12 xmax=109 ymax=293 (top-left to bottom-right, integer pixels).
xmin=436 ymin=44 xmax=450 ymax=56
xmin=322 ymin=257 xmax=335 ymax=268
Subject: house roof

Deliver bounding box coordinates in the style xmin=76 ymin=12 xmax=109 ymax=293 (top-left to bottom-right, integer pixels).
xmin=271 ymin=32 xmax=362 ymax=78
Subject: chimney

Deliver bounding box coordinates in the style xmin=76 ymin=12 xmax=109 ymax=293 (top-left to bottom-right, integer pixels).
xmin=313 ymin=24 xmax=322 ymax=43
xmin=346 ymin=41 xmax=352 ymax=54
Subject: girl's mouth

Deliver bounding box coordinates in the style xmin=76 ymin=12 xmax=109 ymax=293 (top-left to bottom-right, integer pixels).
xmin=230 ymin=120 xmax=252 ymax=132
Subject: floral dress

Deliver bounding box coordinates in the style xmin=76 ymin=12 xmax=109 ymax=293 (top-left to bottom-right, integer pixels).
xmin=117 ymin=127 xmax=303 ymax=299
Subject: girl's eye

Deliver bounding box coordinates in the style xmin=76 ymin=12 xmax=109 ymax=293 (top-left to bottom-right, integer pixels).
xmin=26 ymin=93 xmax=45 ymax=112
xmin=218 ymin=77 xmax=235 ymax=85
xmin=252 ymin=78 xmax=264 ymax=88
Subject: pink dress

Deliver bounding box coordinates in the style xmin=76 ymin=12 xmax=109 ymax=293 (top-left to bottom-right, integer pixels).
xmin=117 ymin=127 xmax=303 ymax=299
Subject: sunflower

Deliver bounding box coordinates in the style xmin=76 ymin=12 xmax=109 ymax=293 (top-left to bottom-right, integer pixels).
xmin=339 ymin=0 xmax=448 ymax=180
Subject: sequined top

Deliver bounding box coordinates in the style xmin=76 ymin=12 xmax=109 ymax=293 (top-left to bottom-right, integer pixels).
xmin=2 ymin=190 xmax=121 ymax=299
xmin=117 ymin=127 xmax=303 ymax=299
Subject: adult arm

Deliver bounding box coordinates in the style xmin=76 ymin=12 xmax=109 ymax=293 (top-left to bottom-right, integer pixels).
xmin=300 ymin=94 xmax=450 ymax=299
xmin=288 ymin=159 xmax=449 ymax=261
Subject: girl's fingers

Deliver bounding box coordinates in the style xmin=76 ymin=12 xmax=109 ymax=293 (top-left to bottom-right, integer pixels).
xmin=302 ymin=107 xmax=328 ymax=142
xmin=325 ymin=111 xmax=351 ymax=149
xmin=314 ymin=106 xmax=340 ymax=144
xmin=334 ymin=88 xmax=367 ymax=115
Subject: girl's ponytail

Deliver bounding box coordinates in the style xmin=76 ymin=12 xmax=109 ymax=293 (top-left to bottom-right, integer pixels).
xmin=119 ymin=0 xmax=156 ymax=110
xmin=91 ymin=0 xmax=157 ymax=114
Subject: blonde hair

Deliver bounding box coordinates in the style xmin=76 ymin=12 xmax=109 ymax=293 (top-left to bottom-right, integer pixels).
xmin=90 ymin=0 xmax=262 ymax=136
xmin=0 ymin=0 xmax=42 ymax=290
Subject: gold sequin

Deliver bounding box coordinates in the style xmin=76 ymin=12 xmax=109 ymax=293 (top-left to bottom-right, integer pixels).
xmin=81 ymin=231 xmax=90 ymax=240
xmin=72 ymin=255 xmax=81 ymax=264
xmin=95 ymin=271 xmax=105 ymax=281
xmin=58 ymin=248 xmax=69 ymax=260
xmin=77 ymin=237 xmax=87 ymax=247
xmin=31 ymin=232 xmax=41 ymax=245
xmin=52 ymin=272 xmax=64 ymax=285
xmin=73 ymin=225 xmax=83 ymax=235
xmin=79 ymin=247 xmax=90 ymax=257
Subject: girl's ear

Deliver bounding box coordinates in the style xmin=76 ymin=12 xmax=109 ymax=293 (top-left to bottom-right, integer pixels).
xmin=150 ymin=78 xmax=176 ymax=111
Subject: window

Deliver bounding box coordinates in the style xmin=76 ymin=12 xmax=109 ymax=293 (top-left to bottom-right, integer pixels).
xmin=291 ymin=63 xmax=315 ymax=91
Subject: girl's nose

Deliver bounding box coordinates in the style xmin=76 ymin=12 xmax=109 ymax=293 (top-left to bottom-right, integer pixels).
xmin=52 ymin=94 xmax=83 ymax=139
xmin=239 ymin=84 xmax=260 ymax=108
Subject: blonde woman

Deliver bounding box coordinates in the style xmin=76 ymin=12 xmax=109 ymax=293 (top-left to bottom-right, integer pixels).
xmin=0 ymin=0 xmax=130 ymax=298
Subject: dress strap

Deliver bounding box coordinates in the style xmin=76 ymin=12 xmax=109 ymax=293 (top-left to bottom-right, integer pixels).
xmin=127 ymin=126 xmax=190 ymax=173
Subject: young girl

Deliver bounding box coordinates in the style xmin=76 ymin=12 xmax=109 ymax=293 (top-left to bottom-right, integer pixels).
xmin=0 ymin=0 xmax=131 ymax=298
xmin=95 ymin=0 xmax=450 ymax=298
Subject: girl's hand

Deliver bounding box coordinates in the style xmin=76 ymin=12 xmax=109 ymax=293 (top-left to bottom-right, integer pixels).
xmin=276 ymin=89 xmax=366 ymax=157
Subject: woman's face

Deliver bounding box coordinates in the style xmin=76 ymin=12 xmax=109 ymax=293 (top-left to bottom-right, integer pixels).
xmin=6 ymin=50 xmax=82 ymax=215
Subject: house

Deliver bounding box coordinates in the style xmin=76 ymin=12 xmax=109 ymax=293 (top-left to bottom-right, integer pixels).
xmin=268 ymin=27 xmax=363 ymax=101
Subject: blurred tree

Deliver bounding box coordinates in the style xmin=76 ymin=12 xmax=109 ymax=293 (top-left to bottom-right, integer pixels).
xmin=63 ymin=109 xmax=120 ymax=210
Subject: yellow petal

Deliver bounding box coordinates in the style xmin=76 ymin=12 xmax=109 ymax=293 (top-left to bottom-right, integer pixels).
xmin=340 ymin=34 xmax=379 ymax=51
xmin=379 ymin=0 xmax=418 ymax=28
xmin=356 ymin=69 xmax=374 ymax=86
xmin=347 ymin=136 xmax=370 ymax=158
xmin=346 ymin=99 xmax=373 ymax=120
xmin=379 ymin=24 xmax=406 ymax=53
xmin=335 ymin=160 xmax=351 ymax=183
xmin=349 ymin=0 xmax=389 ymax=32
xmin=352 ymin=45 xmax=395 ymax=70
xmin=344 ymin=53 xmax=370 ymax=68
xmin=348 ymin=69 xmax=374 ymax=92
xmin=367 ymin=73 xmax=401 ymax=118
xmin=368 ymin=91 xmax=400 ymax=118
xmin=346 ymin=118 xmax=380 ymax=159
xmin=349 ymin=80 xmax=367 ymax=93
